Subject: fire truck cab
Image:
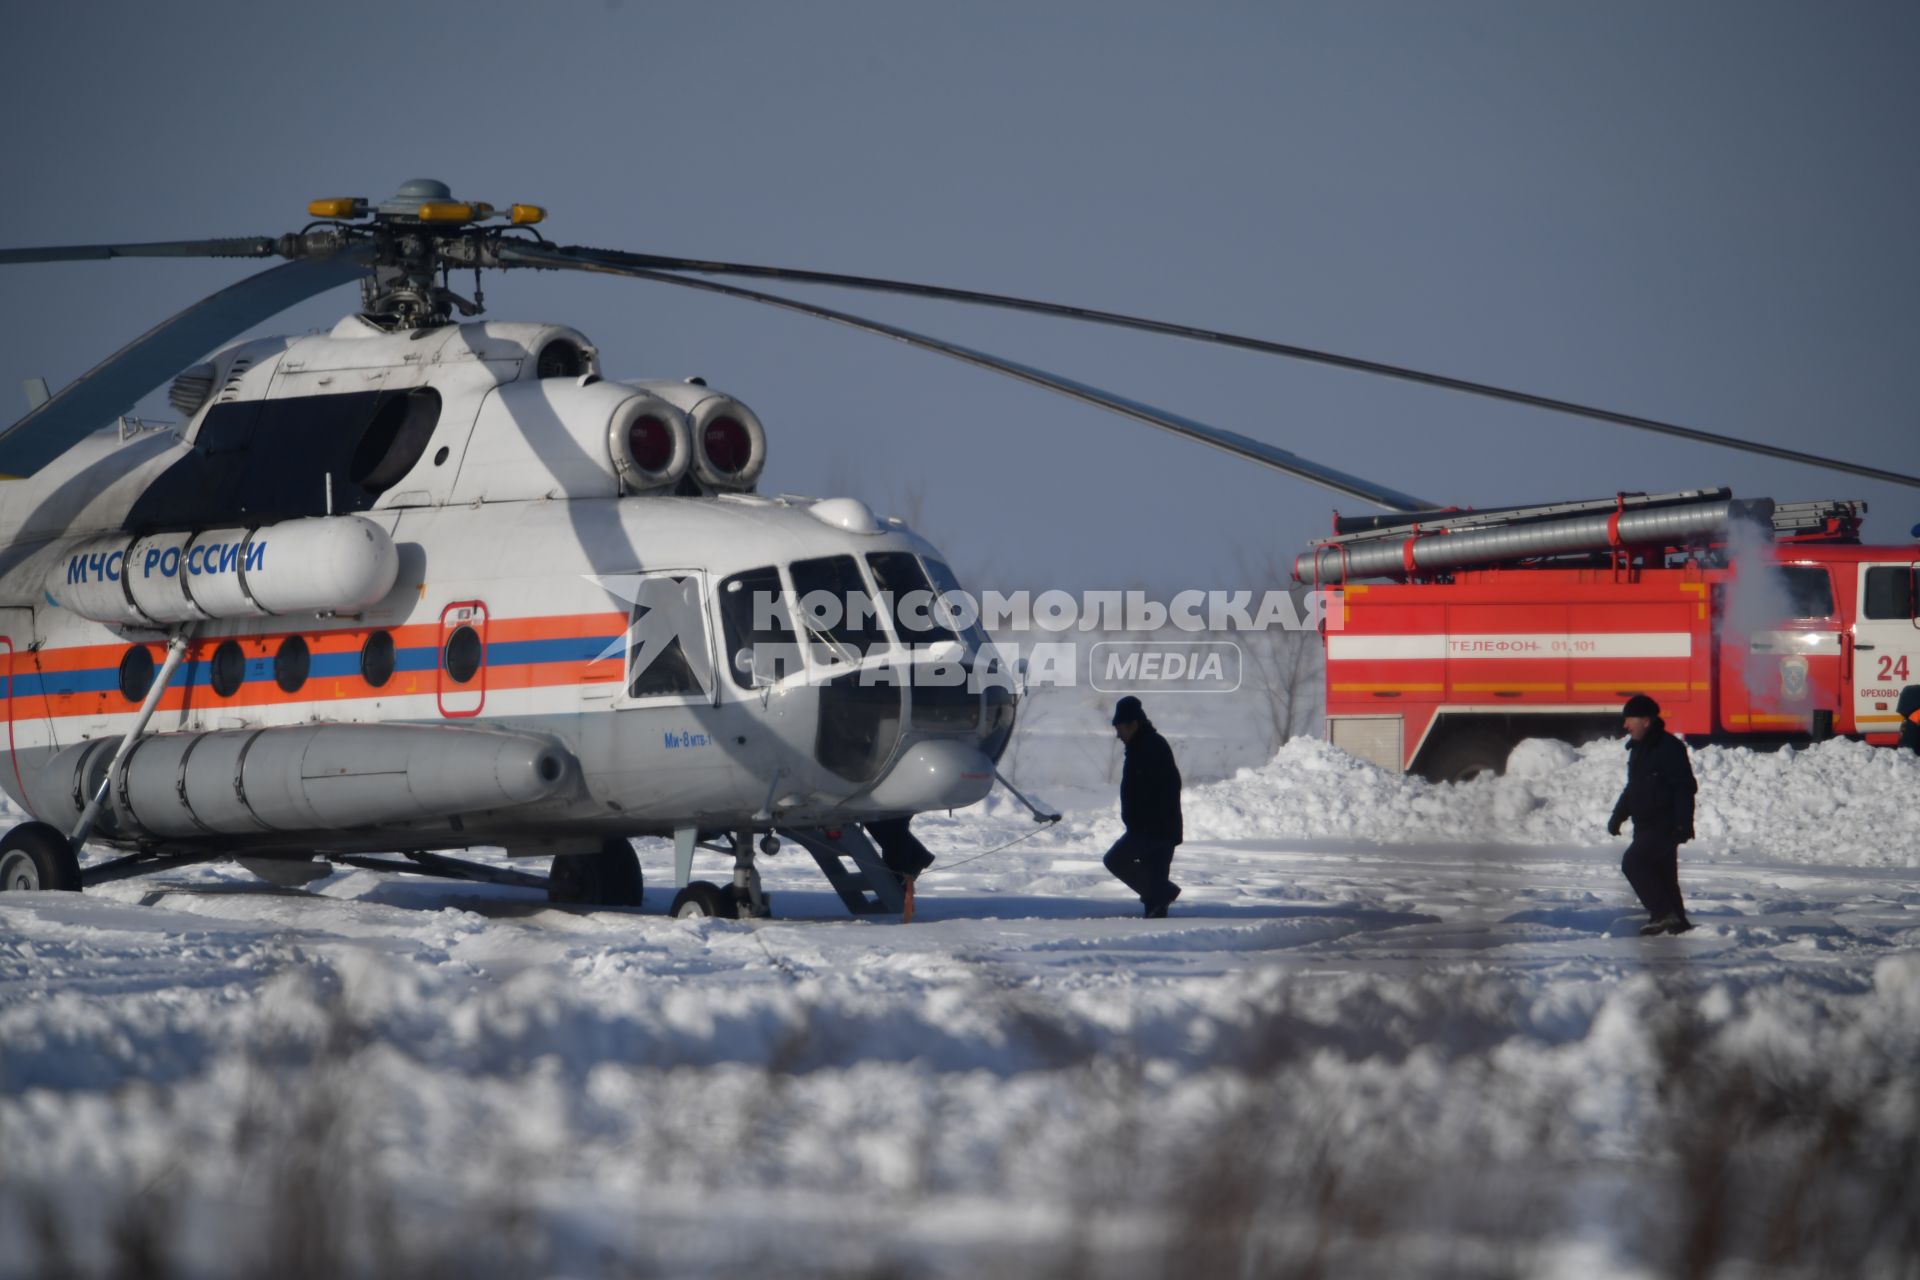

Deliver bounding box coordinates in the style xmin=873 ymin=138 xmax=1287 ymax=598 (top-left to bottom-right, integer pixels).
xmin=1298 ymin=490 xmax=1919 ymax=781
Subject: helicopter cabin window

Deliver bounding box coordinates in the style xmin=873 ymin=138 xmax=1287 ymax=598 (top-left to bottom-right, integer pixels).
xmin=719 ymin=567 xmax=803 ymax=688
xmin=1780 ymin=567 xmax=1836 ymax=620
xmin=625 ymin=573 xmax=714 ymax=699
xmin=866 ymin=552 xmax=960 ymax=648
xmin=118 ymin=646 xmax=156 ymax=704
xmin=1863 ymin=566 xmax=1918 ymax=620
xmin=361 ymin=631 xmax=396 ymax=688
xmin=274 ymin=636 xmax=310 ymax=693
xmin=209 ymin=641 xmax=246 ymax=698
xmin=443 ymin=626 xmax=483 ymax=684
xmin=789 ymin=555 xmax=889 ymax=663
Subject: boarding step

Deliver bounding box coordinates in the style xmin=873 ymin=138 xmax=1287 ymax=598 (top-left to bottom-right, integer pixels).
xmin=777 ymin=825 xmax=905 ymax=916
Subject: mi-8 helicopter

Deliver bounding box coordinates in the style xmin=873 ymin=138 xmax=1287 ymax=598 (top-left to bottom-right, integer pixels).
xmin=0 ymin=179 xmax=1913 ymax=918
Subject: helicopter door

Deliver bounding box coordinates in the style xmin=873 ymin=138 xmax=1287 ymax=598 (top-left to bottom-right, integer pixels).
xmin=0 ymin=608 xmax=40 ymax=803
xmin=438 ymin=601 xmax=489 ymax=718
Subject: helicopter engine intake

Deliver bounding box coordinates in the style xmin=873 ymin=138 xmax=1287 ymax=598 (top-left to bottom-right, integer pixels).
xmin=633 ymin=380 xmax=767 ymax=492
xmin=607 ymin=393 xmax=693 ymax=492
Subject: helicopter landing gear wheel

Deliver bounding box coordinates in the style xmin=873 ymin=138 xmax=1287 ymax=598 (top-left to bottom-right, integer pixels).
xmin=0 ymin=823 xmax=83 ymax=893
xmin=547 ymin=839 xmax=643 ymax=908
xmin=669 ymin=880 xmax=734 ymax=919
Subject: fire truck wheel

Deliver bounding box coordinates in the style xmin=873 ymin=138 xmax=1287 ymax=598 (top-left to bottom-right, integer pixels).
xmin=1421 ymin=728 xmax=1513 ymax=784
xmin=0 ymin=823 xmax=83 ymax=893
xmin=548 ymin=839 xmax=644 ymax=908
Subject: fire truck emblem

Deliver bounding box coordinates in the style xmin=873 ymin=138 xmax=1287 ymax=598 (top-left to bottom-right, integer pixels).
xmin=1780 ymin=655 xmax=1809 ymax=701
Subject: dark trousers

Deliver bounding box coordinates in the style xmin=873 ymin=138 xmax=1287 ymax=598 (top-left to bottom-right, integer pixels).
xmin=1622 ymin=831 xmax=1687 ymax=923
xmin=1103 ymin=832 xmax=1177 ymax=906
xmin=868 ymin=818 xmax=934 ymax=881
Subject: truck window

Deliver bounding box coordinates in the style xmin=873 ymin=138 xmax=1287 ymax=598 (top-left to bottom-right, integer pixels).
xmin=1863 ymin=566 xmax=1917 ymax=620
xmin=1780 ymin=567 xmax=1835 ymax=619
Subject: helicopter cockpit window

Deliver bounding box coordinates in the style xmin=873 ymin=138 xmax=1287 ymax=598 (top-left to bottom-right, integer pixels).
xmin=719 ymin=567 xmax=803 ymax=688
xmin=350 ymin=387 xmax=441 ymax=494
xmin=626 ymin=573 xmax=714 ymax=699
xmin=789 ymin=555 xmax=889 ymax=663
xmin=866 ymin=552 xmax=960 ymax=648
xmin=923 ymin=558 xmax=986 ymax=649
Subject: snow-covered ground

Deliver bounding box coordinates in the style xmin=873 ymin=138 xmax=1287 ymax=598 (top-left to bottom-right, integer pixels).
xmin=3 ymin=738 xmax=1918 ymax=1278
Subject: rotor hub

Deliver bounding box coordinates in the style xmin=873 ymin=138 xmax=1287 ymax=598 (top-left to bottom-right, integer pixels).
xmin=292 ymin=179 xmax=548 ymax=330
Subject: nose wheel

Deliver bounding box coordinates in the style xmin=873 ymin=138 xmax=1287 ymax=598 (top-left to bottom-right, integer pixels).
xmin=668 ymin=881 xmax=733 ymax=919
xmin=666 ymin=828 xmax=773 ymax=919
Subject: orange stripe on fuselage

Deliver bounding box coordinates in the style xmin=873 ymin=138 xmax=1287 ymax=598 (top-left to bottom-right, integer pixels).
xmin=7 ymin=612 xmax=630 ymax=724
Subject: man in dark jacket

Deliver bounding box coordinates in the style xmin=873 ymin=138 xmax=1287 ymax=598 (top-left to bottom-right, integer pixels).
xmin=1607 ymin=693 xmax=1698 ymax=935
xmin=1102 ymin=696 xmax=1184 ymax=918
xmin=1897 ymin=685 xmax=1920 ymax=753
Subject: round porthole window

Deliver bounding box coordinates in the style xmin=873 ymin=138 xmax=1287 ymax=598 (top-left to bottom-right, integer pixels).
xmin=118 ymin=646 xmax=156 ymax=703
xmin=443 ymin=625 xmax=482 ymax=684
xmin=274 ymin=635 xmax=310 ymax=693
xmin=210 ymin=640 xmax=246 ymax=698
xmin=361 ymin=631 xmax=395 ymax=688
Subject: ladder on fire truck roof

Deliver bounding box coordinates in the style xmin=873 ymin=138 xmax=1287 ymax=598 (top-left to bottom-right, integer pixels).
xmin=1295 ymin=489 xmax=1867 ymax=583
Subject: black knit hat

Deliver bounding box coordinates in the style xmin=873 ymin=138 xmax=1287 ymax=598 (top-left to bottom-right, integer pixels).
xmin=1111 ymin=695 xmax=1145 ymax=726
xmin=1621 ymin=693 xmax=1661 ymax=718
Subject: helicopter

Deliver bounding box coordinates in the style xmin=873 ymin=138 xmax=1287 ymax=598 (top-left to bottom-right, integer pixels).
xmin=0 ymin=179 xmax=1913 ymax=918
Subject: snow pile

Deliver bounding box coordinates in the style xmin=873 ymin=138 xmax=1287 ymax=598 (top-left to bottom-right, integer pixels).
xmin=974 ymin=735 xmax=1920 ymax=868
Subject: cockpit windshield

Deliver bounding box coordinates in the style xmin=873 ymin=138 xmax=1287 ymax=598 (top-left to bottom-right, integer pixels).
xmin=866 ymin=552 xmax=960 ymax=648
xmin=790 ymin=555 xmax=890 ymax=662
xmin=923 ymin=558 xmax=986 ymax=649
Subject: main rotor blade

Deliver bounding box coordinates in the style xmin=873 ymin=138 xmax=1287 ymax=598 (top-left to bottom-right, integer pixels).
xmin=498 ymin=242 xmax=1431 ymax=512
xmin=0 ymin=237 xmax=280 ymax=265
xmin=0 ymin=249 xmax=373 ymax=477
xmin=557 ymin=245 xmax=1920 ymax=491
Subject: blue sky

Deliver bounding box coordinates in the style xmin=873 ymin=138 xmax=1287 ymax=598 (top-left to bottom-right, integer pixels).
xmin=2 ymin=1 xmax=1913 ymax=591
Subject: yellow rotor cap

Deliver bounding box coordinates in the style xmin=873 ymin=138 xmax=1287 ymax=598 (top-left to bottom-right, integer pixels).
xmin=307 ymin=197 xmax=366 ymax=219
xmin=415 ymin=201 xmax=476 ymax=223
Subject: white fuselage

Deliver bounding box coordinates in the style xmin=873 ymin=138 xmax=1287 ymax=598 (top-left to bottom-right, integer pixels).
xmin=0 ymin=318 xmax=1009 ymax=856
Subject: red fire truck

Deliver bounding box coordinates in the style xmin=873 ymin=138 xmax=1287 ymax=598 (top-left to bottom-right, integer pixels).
xmin=1296 ymin=489 xmax=1920 ymax=781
